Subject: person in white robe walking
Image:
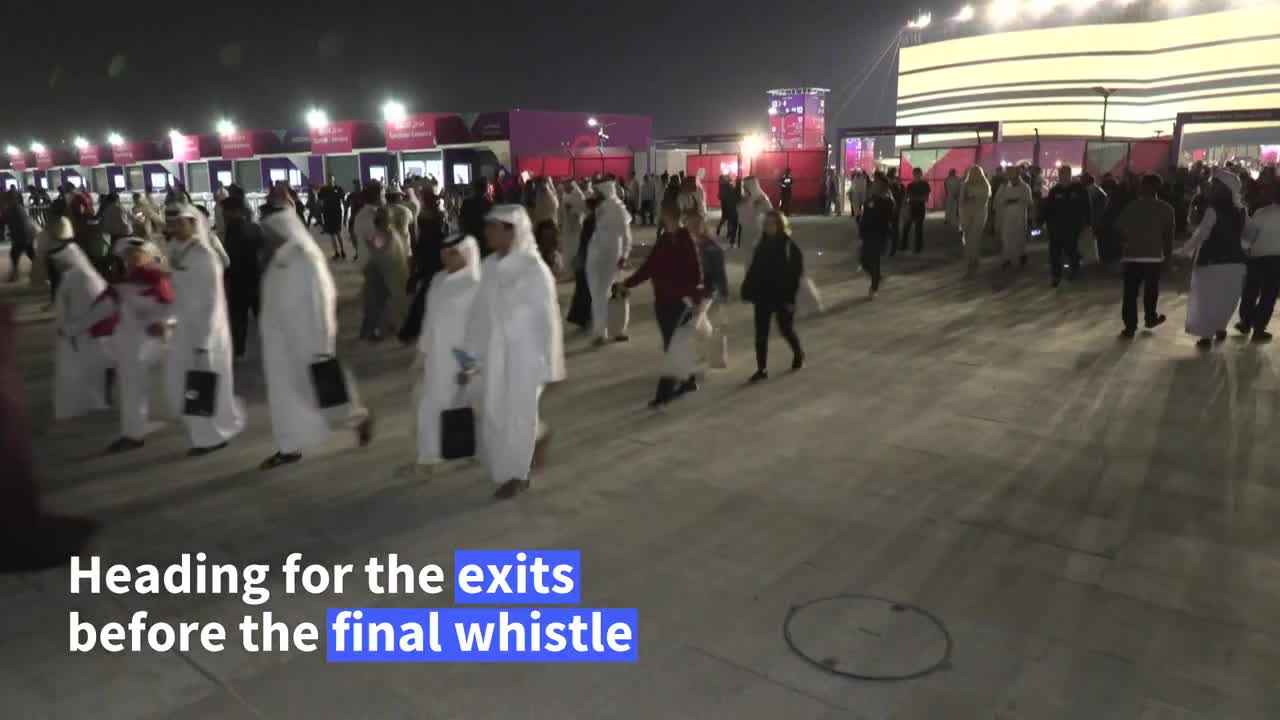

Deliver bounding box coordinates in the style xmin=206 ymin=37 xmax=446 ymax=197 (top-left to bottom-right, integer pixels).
xmin=959 ymin=166 xmax=992 ymax=277
xmin=462 ymin=205 xmax=565 ymax=500
xmin=995 ymin=168 xmax=1032 ymax=267
xmin=561 ymin=181 xmax=587 ymax=258
xmin=257 ymin=211 xmax=374 ymax=469
xmin=848 ymin=170 xmax=868 ymax=222
xmin=944 ymin=169 xmax=962 ymax=227
xmin=49 ymin=242 xmax=111 ymax=419
xmin=163 ymin=203 xmax=245 ymax=455
xmin=1180 ymin=169 xmax=1249 ymax=349
xmin=586 ymin=179 xmax=632 ymax=346
xmin=400 ymin=234 xmax=483 ymax=478
xmin=738 ymin=176 xmax=772 ymax=247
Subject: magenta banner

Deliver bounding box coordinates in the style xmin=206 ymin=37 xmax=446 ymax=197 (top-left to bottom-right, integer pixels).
xmin=79 ymin=145 xmax=101 ymax=167
xmin=113 ymin=144 xmax=135 ymax=165
xmin=385 ymin=113 xmax=441 ymax=151
xmin=35 ymin=149 xmax=54 ymax=170
xmin=310 ymin=121 xmax=356 ymax=154
xmin=8 ymin=153 xmax=26 ymax=172
xmin=219 ymin=130 xmax=257 ymax=159
xmin=171 ymin=133 xmax=201 ymax=162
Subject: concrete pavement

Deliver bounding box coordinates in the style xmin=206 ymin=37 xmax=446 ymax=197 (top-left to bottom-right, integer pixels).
xmin=3 ymin=215 xmax=1280 ymax=719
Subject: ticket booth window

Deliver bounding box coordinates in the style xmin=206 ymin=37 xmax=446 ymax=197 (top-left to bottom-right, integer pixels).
xmin=269 ymin=168 xmax=288 ymax=185
xmin=368 ymin=165 xmax=387 ymax=183
xmin=113 ymin=174 xmax=127 ymax=190
xmin=289 ymin=169 xmax=302 ymax=188
xmin=67 ymin=176 xmax=83 ymax=188
xmin=216 ymin=170 xmax=233 ymax=188
xmin=452 ymin=164 xmax=471 ymax=185
xmin=3 ymin=178 xmax=16 ymax=190
xmin=150 ymin=172 xmax=171 ymax=190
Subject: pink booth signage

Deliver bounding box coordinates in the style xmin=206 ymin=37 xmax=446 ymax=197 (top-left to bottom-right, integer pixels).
xmin=78 ymin=145 xmax=101 ymax=167
xmin=219 ymin=130 xmax=258 ymax=159
xmin=310 ymin=122 xmax=357 ymax=154
xmin=112 ymin=144 xmax=136 ymax=165
xmin=35 ymin=149 xmax=54 ymax=170
xmin=385 ymin=113 xmax=442 ymax=151
xmin=171 ymin=133 xmax=201 ymax=162
xmin=8 ymin=153 xmax=26 ymax=172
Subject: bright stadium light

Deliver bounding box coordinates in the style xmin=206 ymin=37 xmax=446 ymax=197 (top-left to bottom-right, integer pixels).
xmin=108 ymin=132 xmax=124 ymax=146
xmin=5 ymin=145 xmax=19 ymax=156
xmin=382 ymin=100 xmax=407 ymax=123
xmin=954 ymin=5 xmax=975 ymax=22
xmin=216 ymin=119 xmax=236 ymax=137
xmin=988 ymin=0 xmax=1019 ymax=25
xmin=587 ymin=117 xmax=599 ymax=128
xmin=740 ymin=134 xmax=765 ymax=158
xmin=168 ymin=129 xmax=183 ymax=142
xmin=906 ymin=11 xmax=932 ymax=29
xmin=74 ymin=136 xmax=89 ymax=150
xmin=306 ymin=108 xmax=329 ymax=129
xmin=30 ymin=141 xmax=45 ymax=153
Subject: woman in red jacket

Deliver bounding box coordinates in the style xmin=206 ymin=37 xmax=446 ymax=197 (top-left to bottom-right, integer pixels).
xmin=623 ymin=203 xmax=704 ymax=407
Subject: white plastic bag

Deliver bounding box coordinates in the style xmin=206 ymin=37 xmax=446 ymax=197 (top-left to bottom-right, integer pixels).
xmin=665 ymin=321 xmax=699 ymax=378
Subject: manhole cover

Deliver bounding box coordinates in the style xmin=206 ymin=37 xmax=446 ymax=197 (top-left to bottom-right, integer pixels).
xmin=783 ymin=594 xmax=951 ymax=681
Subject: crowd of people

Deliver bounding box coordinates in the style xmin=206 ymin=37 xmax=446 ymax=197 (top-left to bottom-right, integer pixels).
xmin=4 ymin=155 xmax=1279 ymax=510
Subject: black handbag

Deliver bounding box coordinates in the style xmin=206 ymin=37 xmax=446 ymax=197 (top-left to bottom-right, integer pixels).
xmin=440 ymin=406 xmax=476 ymax=460
xmin=309 ymin=357 xmax=350 ymax=409
xmin=183 ymin=370 xmax=218 ymax=417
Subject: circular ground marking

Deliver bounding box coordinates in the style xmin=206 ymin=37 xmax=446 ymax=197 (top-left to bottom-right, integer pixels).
xmin=783 ymin=594 xmax=952 ymax=681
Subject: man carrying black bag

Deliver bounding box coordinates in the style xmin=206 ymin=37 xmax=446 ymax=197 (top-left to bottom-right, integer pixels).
xmin=256 ymin=211 xmax=374 ymax=470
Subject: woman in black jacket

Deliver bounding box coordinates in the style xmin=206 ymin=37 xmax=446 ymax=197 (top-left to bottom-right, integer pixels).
xmin=740 ymin=210 xmax=804 ymax=382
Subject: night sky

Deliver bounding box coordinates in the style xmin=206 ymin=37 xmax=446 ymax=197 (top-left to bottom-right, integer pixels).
xmin=1 ymin=1 xmax=905 ymax=149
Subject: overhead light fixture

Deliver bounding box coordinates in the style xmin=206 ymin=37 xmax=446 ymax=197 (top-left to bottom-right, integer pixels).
xmin=954 ymin=5 xmax=975 ymax=22
xmin=74 ymin=137 xmax=89 ymax=150
xmin=306 ymin=108 xmax=329 ymax=130
xmin=906 ymin=11 xmax=932 ymax=29
xmin=587 ymin=117 xmax=599 ymax=128
xmin=216 ymin=119 xmax=236 ymax=137
xmin=108 ymin=132 xmax=124 ymax=146
xmin=382 ymin=100 xmax=407 ymax=123
xmin=5 ymin=145 xmax=19 ymax=156
xmin=30 ymin=141 xmax=45 ymax=153
xmin=740 ymin=134 xmax=765 ymax=158
xmin=168 ymin=129 xmax=183 ymax=142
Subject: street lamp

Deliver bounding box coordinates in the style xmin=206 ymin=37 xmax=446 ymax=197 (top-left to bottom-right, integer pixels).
xmin=216 ymin=119 xmax=236 ymax=137
xmin=906 ymin=11 xmax=932 ymax=29
xmin=1092 ymin=86 xmax=1115 ymax=139
xmin=382 ymin=100 xmax=407 ymax=123
xmin=587 ymin=117 xmax=599 ymax=128
xmin=306 ymin=108 xmax=329 ymax=130
xmin=74 ymin=137 xmax=89 ymax=150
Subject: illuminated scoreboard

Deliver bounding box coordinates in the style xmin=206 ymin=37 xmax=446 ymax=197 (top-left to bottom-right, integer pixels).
xmin=768 ymin=88 xmax=829 ymax=151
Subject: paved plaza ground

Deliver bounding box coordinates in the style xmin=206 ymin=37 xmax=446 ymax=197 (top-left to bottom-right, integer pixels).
xmin=3 ymin=215 xmax=1280 ymax=719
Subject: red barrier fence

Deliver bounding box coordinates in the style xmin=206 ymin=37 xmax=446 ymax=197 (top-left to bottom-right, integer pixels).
xmin=517 ymin=155 xmax=633 ymax=180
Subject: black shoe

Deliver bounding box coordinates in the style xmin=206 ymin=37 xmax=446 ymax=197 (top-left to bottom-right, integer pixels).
xmin=1236 ymin=321 xmax=1252 ymax=336
xmin=1215 ymin=330 xmax=1228 ymax=342
xmin=1196 ymin=338 xmax=1213 ymax=350
xmin=677 ymin=378 xmax=699 ymax=395
xmin=1120 ymin=328 xmax=1136 ymax=339
xmin=260 ymin=452 xmax=302 ymax=470
xmin=186 ymin=442 xmax=228 ymax=457
xmin=493 ymin=478 xmax=530 ymax=500
xmin=1253 ymin=331 xmax=1273 ymax=343
xmin=1145 ymin=315 xmax=1167 ymax=330
xmin=355 ymin=415 xmax=375 ymax=447
xmin=612 ymin=334 xmax=630 ymax=343
xmin=648 ymin=378 xmax=677 ymax=408
xmin=106 ymin=437 xmax=144 ymax=454
xmin=749 ymin=370 xmax=768 ymax=383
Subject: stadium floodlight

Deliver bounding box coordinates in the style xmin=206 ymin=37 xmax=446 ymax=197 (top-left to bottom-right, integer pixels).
xmin=216 ymin=119 xmax=236 ymax=137
xmin=108 ymin=132 xmax=124 ymax=146
xmin=740 ymin=134 xmax=765 ymax=158
xmin=5 ymin=145 xmax=19 ymax=156
xmin=988 ymin=0 xmax=1019 ymax=25
xmin=30 ymin=141 xmax=45 ymax=153
xmin=74 ymin=136 xmax=89 ymax=150
xmin=382 ymin=100 xmax=407 ymax=123
xmin=306 ymin=108 xmax=329 ymax=130
xmin=954 ymin=5 xmax=976 ymax=22
xmin=906 ymin=11 xmax=932 ymax=29
xmin=587 ymin=117 xmax=599 ymax=128
xmin=168 ymin=129 xmax=183 ymax=142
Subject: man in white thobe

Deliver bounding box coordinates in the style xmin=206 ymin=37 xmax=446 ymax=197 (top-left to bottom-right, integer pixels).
xmin=463 ymin=205 xmax=565 ymax=500
xmin=163 ymin=203 xmax=245 ymax=455
xmin=561 ymin=181 xmax=587 ymax=255
xmin=258 ymin=211 xmax=373 ymax=469
xmin=995 ymin=169 xmax=1032 ymax=267
xmin=944 ymin=169 xmax=962 ymax=227
xmin=403 ymin=234 xmax=483 ymax=478
xmin=49 ymin=242 xmax=111 ymax=419
xmin=586 ymin=179 xmax=632 ymax=345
